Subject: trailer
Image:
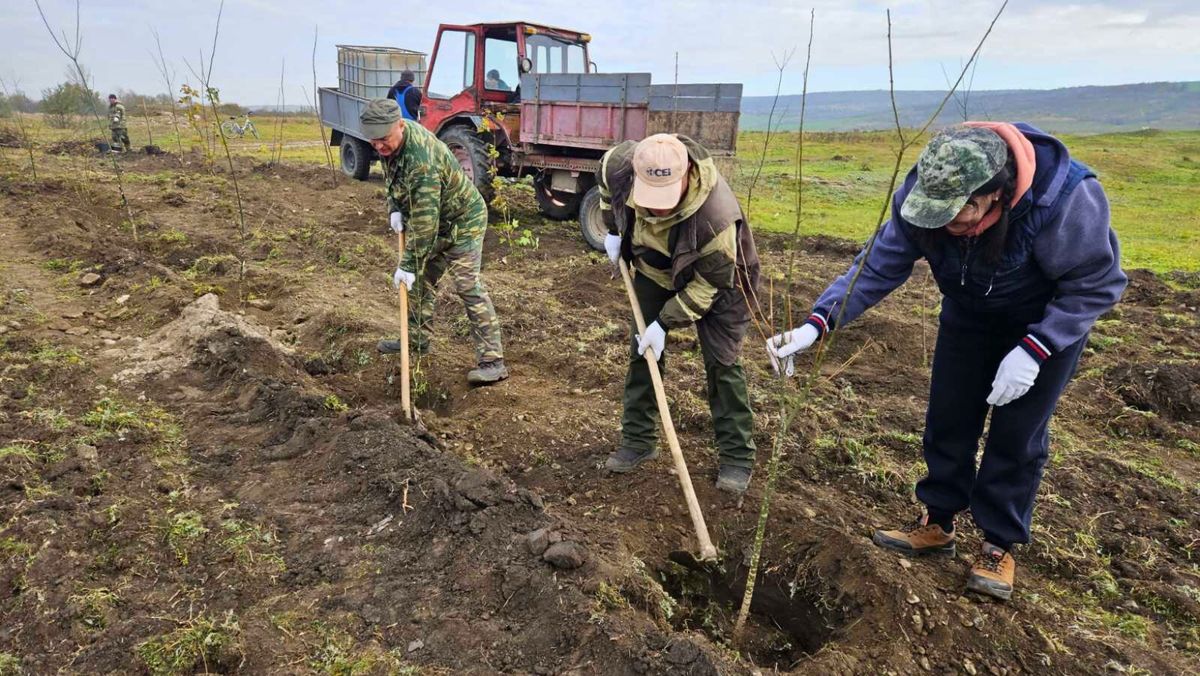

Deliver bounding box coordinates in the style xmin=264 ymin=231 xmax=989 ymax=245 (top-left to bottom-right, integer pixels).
xmin=318 ymin=22 xmax=743 ymax=250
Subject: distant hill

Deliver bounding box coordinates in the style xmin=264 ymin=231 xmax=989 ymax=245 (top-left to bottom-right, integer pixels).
xmin=739 ymin=81 xmax=1200 ymax=133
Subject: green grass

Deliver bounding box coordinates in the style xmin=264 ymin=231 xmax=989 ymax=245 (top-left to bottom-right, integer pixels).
xmin=322 ymin=394 xmax=350 ymax=413
xmin=136 ymin=613 xmax=241 ymax=676
xmin=164 ymin=511 xmax=208 ymax=565
xmin=276 ymin=121 xmax=1200 ymax=272
xmin=6 ymin=113 xmax=1196 ymax=271
xmin=0 ymin=443 xmax=39 ymax=462
xmin=81 ymin=396 xmax=143 ymax=435
xmin=727 ymin=129 xmax=1200 ymax=273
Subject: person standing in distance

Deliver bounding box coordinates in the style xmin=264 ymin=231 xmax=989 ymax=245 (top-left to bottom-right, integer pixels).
xmin=107 ymin=94 xmax=130 ymax=153
xmin=386 ymin=71 xmax=421 ymax=121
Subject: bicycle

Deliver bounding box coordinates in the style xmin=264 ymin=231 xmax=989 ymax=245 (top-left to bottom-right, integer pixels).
xmin=220 ymin=113 xmax=259 ymax=139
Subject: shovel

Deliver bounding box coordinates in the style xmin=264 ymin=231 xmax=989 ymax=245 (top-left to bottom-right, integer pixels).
xmin=617 ymin=258 xmax=718 ymax=562
xmin=397 ymin=229 xmax=413 ymax=421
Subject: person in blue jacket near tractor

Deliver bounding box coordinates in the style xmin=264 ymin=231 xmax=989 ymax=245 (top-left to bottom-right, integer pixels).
xmin=767 ymin=122 xmax=1127 ymax=601
xmin=387 ymin=71 xmax=421 ymax=121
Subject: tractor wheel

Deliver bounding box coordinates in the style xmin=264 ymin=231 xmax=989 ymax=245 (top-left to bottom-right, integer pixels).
xmin=438 ymin=125 xmax=495 ymax=203
xmin=533 ymin=172 xmax=584 ymax=221
xmin=578 ymin=185 xmax=607 ymax=252
xmin=340 ymin=136 xmax=372 ymax=181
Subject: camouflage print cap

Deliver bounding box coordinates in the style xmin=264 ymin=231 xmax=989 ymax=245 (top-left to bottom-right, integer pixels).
xmin=900 ymin=126 xmax=1008 ymax=229
xmin=360 ymin=98 xmax=402 ymax=140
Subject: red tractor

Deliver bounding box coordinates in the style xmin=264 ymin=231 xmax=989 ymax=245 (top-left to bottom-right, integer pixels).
xmin=319 ymin=21 xmax=742 ymax=249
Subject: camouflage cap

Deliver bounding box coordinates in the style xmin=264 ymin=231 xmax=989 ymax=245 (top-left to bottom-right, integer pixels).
xmin=360 ymin=98 xmax=402 ymax=139
xmin=900 ymin=126 xmax=1008 ymax=229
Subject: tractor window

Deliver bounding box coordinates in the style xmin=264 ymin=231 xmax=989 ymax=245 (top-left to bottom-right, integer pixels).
xmin=483 ymin=38 xmax=517 ymax=92
xmin=527 ymin=34 xmax=586 ymax=74
xmin=427 ymin=30 xmax=476 ymax=99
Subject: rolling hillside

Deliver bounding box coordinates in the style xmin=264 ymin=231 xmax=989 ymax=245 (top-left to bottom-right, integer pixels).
xmin=740 ymin=81 xmax=1200 ymax=133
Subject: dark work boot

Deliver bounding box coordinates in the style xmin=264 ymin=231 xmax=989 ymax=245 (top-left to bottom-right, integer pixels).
xmin=467 ymin=359 xmax=509 ymax=386
xmin=604 ymin=447 xmax=659 ymax=473
xmin=716 ymin=464 xmax=752 ymax=494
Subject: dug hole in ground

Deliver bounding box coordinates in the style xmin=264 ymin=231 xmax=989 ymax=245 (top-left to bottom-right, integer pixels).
xmin=0 ymin=147 xmax=1198 ymax=674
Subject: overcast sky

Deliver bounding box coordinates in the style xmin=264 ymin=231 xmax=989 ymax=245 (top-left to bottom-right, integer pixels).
xmin=2 ymin=0 xmax=1198 ymax=104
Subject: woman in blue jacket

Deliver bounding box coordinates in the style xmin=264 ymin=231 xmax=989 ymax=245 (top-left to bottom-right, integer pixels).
xmin=767 ymin=123 xmax=1127 ymax=601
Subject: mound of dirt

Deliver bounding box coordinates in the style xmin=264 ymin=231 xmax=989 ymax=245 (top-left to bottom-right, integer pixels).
xmin=1108 ymin=362 xmax=1200 ymax=424
xmin=43 ymin=139 xmax=100 ymax=156
xmin=112 ymin=293 xmax=297 ymax=385
xmin=0 ymin=127 xmax=24 ymax=148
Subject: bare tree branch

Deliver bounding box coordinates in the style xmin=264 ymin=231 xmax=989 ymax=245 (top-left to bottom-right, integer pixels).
xmin=744 ymin=47 xmax=796 ymax=218
xmin=0 ymin=75 xmax=38 ymax=179
xmin=734 ymin=2 xmax=1009 ymax=645
xmin=732 ymin=7 xmax=815 ymax=644
xmin=150 ymin=28 xmax=186 ymax=161
xmin=34 ymin=0 xmax=139 ymax=244
xmin=195 ymin=0 xmax=249 ymax=303
xmin=312 ymin=26 xmax=337 ymax=183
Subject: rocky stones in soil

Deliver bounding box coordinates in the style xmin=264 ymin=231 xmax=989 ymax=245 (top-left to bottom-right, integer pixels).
xmin=542 ymin=541 xmax=588 ymax=569
xmin=525 ymin=527 xmax=562 ymax=556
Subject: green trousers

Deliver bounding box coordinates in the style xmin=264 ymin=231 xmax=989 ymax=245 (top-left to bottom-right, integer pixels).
xmin=110 ymin=128 xmax=130 ymax=151
xmin=620 ymin=272 xmax=756 ymax=468
xmin=408 ymin=206 xmax=503 ymax=364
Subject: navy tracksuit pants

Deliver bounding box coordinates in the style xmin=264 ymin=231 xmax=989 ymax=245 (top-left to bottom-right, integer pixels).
xmin=915 ymin=301 xmax=1088 ymax=550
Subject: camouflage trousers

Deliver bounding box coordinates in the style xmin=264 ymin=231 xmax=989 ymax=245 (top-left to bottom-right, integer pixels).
xmin=110 ymin=128 xmax=130 ymax=151
xmin=409 ymin=207 xmax=503 ymax=364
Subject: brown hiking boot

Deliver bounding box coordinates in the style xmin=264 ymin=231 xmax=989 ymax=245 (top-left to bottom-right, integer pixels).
xmin=967 ymin=543 xmax=1015 ymax=601
xmin=872 ymin=515 xmax=956 ymax=557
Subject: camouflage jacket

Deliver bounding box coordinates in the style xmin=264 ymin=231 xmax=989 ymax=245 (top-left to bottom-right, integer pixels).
xmin=598 ymin=135 xmax=761 ymax=365
xmin=108 ymin=101 xmax=126 ymax=130
xmin=382 ymin=120 xmax=486 ymax=272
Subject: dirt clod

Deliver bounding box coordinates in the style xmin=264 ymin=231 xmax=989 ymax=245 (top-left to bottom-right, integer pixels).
xmin=78 ymin=272 xmax=102 ymax=287
xmin=543 ymin=541 xmax=588 ymax=569
xmin=526 ymin=527 xmax=552 ymax=556
xmin=1109 ymin=362 xmax=1200 ymax=423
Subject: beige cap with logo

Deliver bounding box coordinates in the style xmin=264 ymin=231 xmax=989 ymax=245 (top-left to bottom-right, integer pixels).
xmin=631 ymin=133 xmax=689 ymax=209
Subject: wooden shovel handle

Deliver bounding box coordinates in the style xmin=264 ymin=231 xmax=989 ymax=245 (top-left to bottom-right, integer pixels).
xmin=618 ymin=259 xmax=717 ymax=560
xmin=398 ymin=230 xmax=412 ymax=420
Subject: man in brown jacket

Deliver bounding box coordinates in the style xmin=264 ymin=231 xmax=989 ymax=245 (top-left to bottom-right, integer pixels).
xmin=599 ymin=133 xmax=761 ymax=493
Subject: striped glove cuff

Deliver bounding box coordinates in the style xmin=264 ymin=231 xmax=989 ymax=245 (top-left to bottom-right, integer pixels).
xmin=804 ymin=312 xmax=830 ymax=337
xmin=1018 ymin=333 xmax=1053 ymax=364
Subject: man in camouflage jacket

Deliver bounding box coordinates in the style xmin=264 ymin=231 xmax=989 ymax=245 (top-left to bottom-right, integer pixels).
xmin=360 ymin=98 xmax=507 ymax=385
xmin=107 ymin=94 xmax=130 ymax=152
xmin=599 ymin=133 xmax=761 ymax=493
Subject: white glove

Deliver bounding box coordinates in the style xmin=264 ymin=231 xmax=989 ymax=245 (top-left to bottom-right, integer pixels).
xmin=604 ymin=233 xmax=621 ymax=264
xmin=636 ymin=321 xmax=666 ymax=360
xmin=390 ymin=211 xmax=404 ymax=234
xmin=765 ymin=323 xmax=820 ymax=377
xmin=392 ymin=268 xmax=415 ymax=291
xmin=987 ymin=347 xmax=1040 ymax=407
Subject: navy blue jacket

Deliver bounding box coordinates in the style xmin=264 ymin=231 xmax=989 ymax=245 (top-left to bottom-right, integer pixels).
xmin=806 ymin=123 xmax=1127 ymax=363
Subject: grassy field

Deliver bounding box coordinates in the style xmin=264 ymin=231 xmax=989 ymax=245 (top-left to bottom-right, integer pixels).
xmin=727 ymin=129 xmax=1200 ymax=274
xmin=5 ymin=112 xmax=1198 ymax=272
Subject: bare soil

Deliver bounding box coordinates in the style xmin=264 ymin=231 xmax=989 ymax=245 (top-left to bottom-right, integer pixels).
xmin=1 ymin=149 xmax=1197 ymax=675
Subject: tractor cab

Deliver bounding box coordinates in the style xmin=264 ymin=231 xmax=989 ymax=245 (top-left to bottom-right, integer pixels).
xmin=421 ymin=21 xmax=593 ymax=132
